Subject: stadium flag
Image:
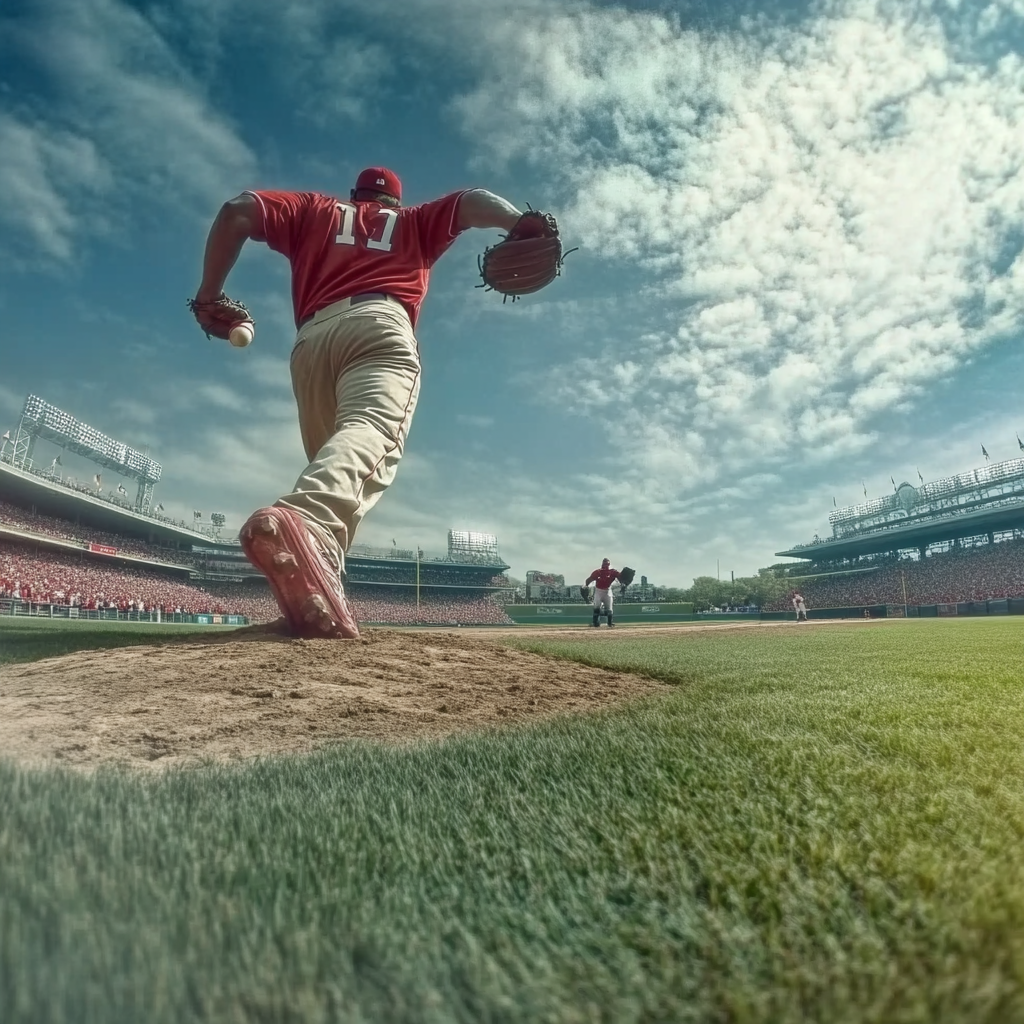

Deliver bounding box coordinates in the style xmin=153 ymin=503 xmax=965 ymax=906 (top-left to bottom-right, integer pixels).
xmin=862 ymin=481 xmax=868 ymax=498
xmin=917 ymin=468 xmax=924 ymax=484
xmin=194 ymin=510 xmax=202 ymax=519
xmin=392 ymin=538 xmax=397 ymax=546
xmin=981 ymin=444 xmax=990 ymax=461
xmin=832 ymin=496 xmax=837 ymax=507
xmin=890 ymin=475 xmax=897 ymax=491
xmin=156 ymin=503 xmax=165 ymax=512
xmin=93 ymin=474 xmax=101 ymax=489
xmin=1018 ymin=433 xmax=1024 ymax=452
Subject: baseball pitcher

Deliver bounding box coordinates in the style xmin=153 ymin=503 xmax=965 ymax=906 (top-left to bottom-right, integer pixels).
xmin=190 ymin=169 xmax=564 ymax=639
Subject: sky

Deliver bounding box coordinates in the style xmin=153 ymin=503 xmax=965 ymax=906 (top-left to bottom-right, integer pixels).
xmin=1 ymin=0 xmax=1023 ymax=588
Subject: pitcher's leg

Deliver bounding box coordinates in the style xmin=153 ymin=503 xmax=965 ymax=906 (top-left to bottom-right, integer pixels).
xmin=274 ymin=327 xmax=351 ymax=564
xmin=288 ymin=328 xmax=340 ymax=463
xmin=276 ymin=307 xmax=420 ymax=560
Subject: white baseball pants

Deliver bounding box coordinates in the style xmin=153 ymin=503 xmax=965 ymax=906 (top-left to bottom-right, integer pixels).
xmin=275 ymin=297 xmax=420 ymax=571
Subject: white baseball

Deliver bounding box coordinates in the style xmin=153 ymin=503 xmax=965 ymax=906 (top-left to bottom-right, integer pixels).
xmin=229 ymin=323 xmax=254 ymax=348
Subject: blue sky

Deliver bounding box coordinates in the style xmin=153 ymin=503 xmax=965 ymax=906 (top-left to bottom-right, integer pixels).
xmin=2 ymin=0 xmax=1023 ymax=587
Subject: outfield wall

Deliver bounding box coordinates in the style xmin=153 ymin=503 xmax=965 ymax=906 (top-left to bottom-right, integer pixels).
xmin=0 ymin=599 xmax=248 ymax=626
xmin=764 ymin=598 xmax=1024 ymax=620
xmin=509 ymin=599 xmax=1024 ymax=625
xmin=506 ymin=602 xmax=695 ymax=625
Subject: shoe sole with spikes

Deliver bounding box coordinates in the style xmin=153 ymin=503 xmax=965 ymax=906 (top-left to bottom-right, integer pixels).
xmin=240 ymin=506 xmax=359 ymax=639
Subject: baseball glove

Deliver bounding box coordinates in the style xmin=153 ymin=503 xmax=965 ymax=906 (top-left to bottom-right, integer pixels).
xmin=579 ymin=584 xmax=590 ymax=600
xmin=187 ymin=292 xmax=254 ymax=341
xmin=619 ymin=566 xmax=636 ymax=589
xmin=478 ymin=210 xmax=570 ymax=302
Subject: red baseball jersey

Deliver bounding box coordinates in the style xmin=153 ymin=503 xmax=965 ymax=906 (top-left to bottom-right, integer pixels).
xmin=586 ymin=567 xmax=620 ymax=590
xmin=245 ymin=189 xmax=470 ymax=328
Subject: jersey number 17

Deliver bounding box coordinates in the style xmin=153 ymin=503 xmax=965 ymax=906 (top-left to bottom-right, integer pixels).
xmin=335 ymin=202 xmax=398 ymax=253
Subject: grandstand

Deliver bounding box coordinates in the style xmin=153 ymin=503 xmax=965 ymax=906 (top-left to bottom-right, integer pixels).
xmin=193 ymin=530 xmax=514 ymax=625
xmin=1 ymin=395 xmax=513 ymax=626
xmin=772 ymin=457 xmax=1024 ymax=614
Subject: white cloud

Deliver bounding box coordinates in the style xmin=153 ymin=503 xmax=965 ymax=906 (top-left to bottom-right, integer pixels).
xmin=0 ymin=384 xmax=24 ymax=422
xmin=455 ymin=414 xmax=494 ymax=428
xmin=444 ymin=0 xmax=1024 ymax=494
xmin=162 ymin=0 xmax=400 ymax=126
xmin=0 ymin=0 xmax=256 ymax=265
xmin=0 ymin=115 xmax=111 ymax=264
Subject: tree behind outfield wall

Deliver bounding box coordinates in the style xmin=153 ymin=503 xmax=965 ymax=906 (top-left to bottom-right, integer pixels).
xmin=745 ymin=569 xmax=792 ymax=608
xmin=681 ymin=569 xmax=792 ymax=611
xmin=684 ymin=576 xmax=738 ymax=611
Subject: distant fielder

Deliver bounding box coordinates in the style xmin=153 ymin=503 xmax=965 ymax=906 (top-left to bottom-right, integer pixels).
xmin=792 ymin=591 xmax=808 ymax=621
xmin=580 ymin=558 xmax=635 ymax=628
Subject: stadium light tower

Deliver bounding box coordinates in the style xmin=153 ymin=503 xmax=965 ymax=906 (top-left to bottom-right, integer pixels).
xmin=447 ymin=530 xmax=501 ymax=564
xmin=9 ymin=395 xmax=163 ymax=513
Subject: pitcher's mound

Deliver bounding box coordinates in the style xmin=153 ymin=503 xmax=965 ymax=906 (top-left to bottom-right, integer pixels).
xmin=0 ymin=627 xmax=667 ymax=772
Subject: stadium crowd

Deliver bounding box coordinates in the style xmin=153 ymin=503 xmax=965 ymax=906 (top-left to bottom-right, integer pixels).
xmin=0 ymin=544 xmax=277 ymax=618
xmin=0 ymin=543 xmax=514 ymax=625
xmin=0 ymin=499 xmax=202 ymax=566
xmin=766 ymin=540 xmax=1024 ymax=610
xmin=348 ymin=589 xmax=514 ymax=625
xmin=345 ymin=564 xmax=509 ymax=588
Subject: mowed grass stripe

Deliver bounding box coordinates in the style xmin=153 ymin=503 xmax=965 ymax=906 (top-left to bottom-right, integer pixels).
xmin=0 ymin=616 xmax=235 ymax=666
xmin=1 ymin=619 xmax=1021 ymax=1023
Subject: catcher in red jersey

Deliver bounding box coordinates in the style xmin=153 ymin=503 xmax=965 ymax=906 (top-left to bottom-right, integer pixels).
xmin=584 ymin=558 xmax=622 ymax=628
xmin=191 ymin=169 xmax=533 ymax=639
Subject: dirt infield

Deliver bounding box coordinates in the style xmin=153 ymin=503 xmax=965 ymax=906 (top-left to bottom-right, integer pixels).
xmin=0 ymin=625 xmax=665 ymax=772
xmin=0 ymin=618 xmax=858 ymax=773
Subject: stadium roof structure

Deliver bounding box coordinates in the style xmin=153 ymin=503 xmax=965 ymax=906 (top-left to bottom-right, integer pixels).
xmin=197 ymin=539 xmax=511 ymax=573
xmin=777 ymin=457 xmax=1024 ymax=561
xmin=0 ymin=459 xmax=222 ymax=548
xmin=15 ymin=395 xmax=162 ymax=484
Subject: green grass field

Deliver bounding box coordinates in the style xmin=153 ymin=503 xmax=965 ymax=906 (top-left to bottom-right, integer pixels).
xmin=0 ymin=615 xmax=235 ymax=667
xmin=1 ymin=618 xmax=1022 ymax=1022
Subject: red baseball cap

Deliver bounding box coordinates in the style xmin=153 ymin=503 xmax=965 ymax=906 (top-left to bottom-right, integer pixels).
xmin=355 ymin=166 xmax=402 ymax=201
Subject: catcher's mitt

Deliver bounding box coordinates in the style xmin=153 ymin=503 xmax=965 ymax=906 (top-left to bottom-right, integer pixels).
xmin=478 ymin=210 xmax=572 ymax=301
xmin=579 ymin=584 xmax=590 ymax=600
xmin=619 ymin=566 xmax=636 ymax=588
xmin=187 ymin=292 xmax=254 ymax=341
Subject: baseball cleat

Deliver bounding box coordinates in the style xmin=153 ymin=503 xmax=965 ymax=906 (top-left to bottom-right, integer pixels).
xmin=301 ymin=594 xmax=344 ymax=637
xmin=240 ymin=506 xmax=359 ymax=639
